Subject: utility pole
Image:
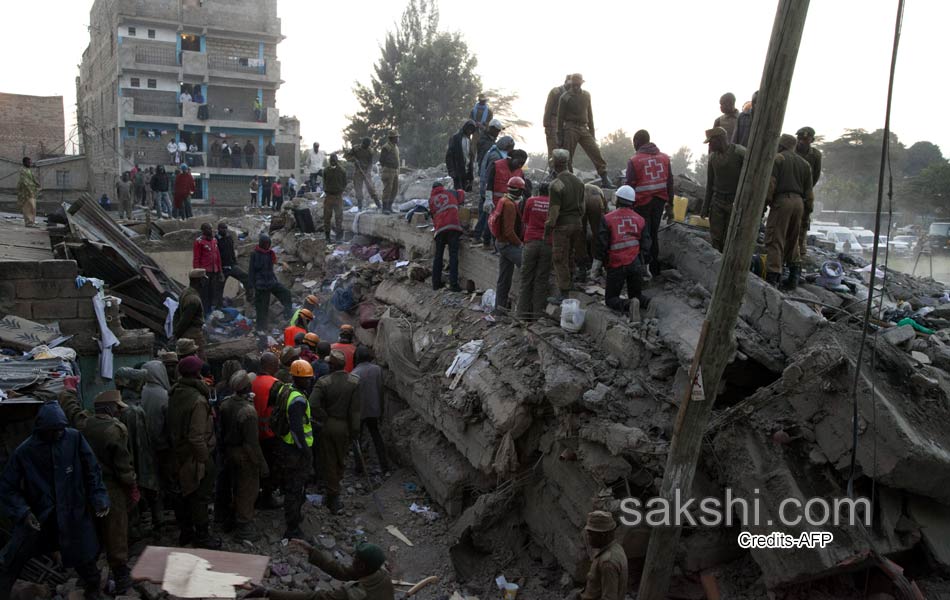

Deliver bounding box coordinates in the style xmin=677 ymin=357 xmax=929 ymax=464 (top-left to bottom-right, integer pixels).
xmin=636 ymin=1 xmax=810 ymax=598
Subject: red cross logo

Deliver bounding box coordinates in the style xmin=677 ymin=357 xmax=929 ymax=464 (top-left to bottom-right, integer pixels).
xmin=644 ymin=158 xmax=665 ymax=180
xmin=616 ymin=217 xmax=639 ymax=237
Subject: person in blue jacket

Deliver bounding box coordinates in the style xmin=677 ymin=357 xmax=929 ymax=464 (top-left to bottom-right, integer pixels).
xmin=0 ymin=401 xmax=111 ymax=599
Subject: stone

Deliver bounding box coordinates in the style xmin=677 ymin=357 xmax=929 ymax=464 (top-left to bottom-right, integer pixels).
xmin=880 ymin=324 xmax=916 ymax=347
xmin=911 ymin=351 xmax=931 ymax=365
xmin=581 ymin=383 xmax=611 ymax=410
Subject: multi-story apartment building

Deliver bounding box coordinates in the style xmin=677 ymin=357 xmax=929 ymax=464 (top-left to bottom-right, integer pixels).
xmin=77 ymin=0 xmax=300 ymax=206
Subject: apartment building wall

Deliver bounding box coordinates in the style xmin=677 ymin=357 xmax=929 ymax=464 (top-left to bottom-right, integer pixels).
xmin=0 ymin=93 xmax=66 ymax=162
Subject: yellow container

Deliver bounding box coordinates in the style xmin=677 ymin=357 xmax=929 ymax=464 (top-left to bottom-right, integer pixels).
xmin=687 ymin=215 xmax=710 ymax=228
xmin=673 ymin=195 xmax=688 ymax=222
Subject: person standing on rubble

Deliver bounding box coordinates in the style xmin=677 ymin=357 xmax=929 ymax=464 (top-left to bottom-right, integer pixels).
xmin=312 ymin=341 xmax=332 ymax=379
xmin=307 ymin=142 xmax=326 ymax=193
xmin=16 ymin=157 xmax=41 ymax=228
xmin=309 ymin=350 xmax=360 ymax=515
xmin=141 ymin=360 xmax=173 ymax=531
xmin=518 ymin=182 xmax=553 ymax=320
xmin=173 ymin=164 xmax=196 ymax=220
xmin=352 ymin=346 xmax=389 ymax=476
xmin=714 ymin=93 xmax=740 ymax=144
xmin=595 ymin=185 xmax=650 ymax=320
xmin=428 ymin=180 xmax=464 ymax=292
xmin=83 ymin=391 xmax=138 ymax=595
xmin=331 ymin=324 xmax=358 ymax=373
xmin=701 ymin=127 xmax=747 ymax=252
xmin=345 ymin=138 xmax=381 ymax=210
xmin=446 ymin=120 xmax=477 ymax=192
xmin=271 ymin=178 xmax=285 ymax=212
xmin=734 ymin=91 xmax=757 ymax=147
xmin=379 ymin=131 xmax=401 ymax=214
xmin=474 ymin=135 xmax=516 ymax=248
xmin=133 ymin=167 xmax=147 ymax=208
xmin=217 ymin=222 xmax=252 ymax=302
xmin=546 ymin=149 xmax=587 ymax=304
xmin=795 ymin=126 xmax=822 ymax=257
xmin=626 ymin=130 xmax=673 ymax=277
xmin=582 ymin=184 xmax=608 ymax=281
xmin=484 ymin=149 xmax=528 ymax=250
xmin=544 ymin=75 xmax=571 ymax=163
xmin=276 ymin=346 xmax=302 ymax=384
xmin=476 ymin=118 xmax=505 ymax=170
xmin=290 ymin=294 xmax=320 ymax=332
xmin=284 ymin=309 xmax=314 ymax=348
xmin=173 ymin=269 xmax=208 ymax=358
xmin=557 ymin=73 xmax=612 ymax=188
xmin=252 ymin=351 xmax=283 ymax=509
xmin=116 ymin=172 xmax=134 ymax=220
xmin=568 ymin=511 xmax=628 ymax=600
xmin=249 ymin=233 xmax=294 ymax=333
xmin=194 ymin=223 xmax=224 ymax=314
xmin=323 ymin=154 xmax=347 ymax=242
xmin=219 ymin=370 xmax=269 ymax=542
xmin=272 ymin=360 xmax=315 ymax=538
xmin=493 ymin=176 xmax=525 ymax=314
xmin=168 ymin=355 xmax=222 ymax=549
xmin=300 ymin=332 xmax=320 ymax=363
xmin=150 ymin=166 xmax=172 ymax=218
xmin=113 ymin=368 xmax=159 ymax=531
xmin=0 ymin=401 xmax=109 ymax=600
xmin=765 ymin=133 xmax=814 ymax=291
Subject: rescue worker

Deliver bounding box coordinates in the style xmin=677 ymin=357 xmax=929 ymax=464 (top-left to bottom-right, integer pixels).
xmin=83 ymin=391 xmax=137 ymax=594
xmin=176 ymin=338 xmax=199 ymax=360
xmin=246 ymin=539 xmax=395 ymax=599
xmin=168 ymin=355 xmax=221 ymax=549
xmin=344 ymin=138 xmax=380 ymax=210
xmin=476 ymin=118 xmax=504 ymax=169
xmin=0 ymin=402 xmax=109 ymax=600
xmin=16 ymin=157 xmax=40 ymax=228
xmin=626 ymin=130 xmax=673 ymax=277
xmin=446 ymin=120 xmax=477 ymax=192
xmin=58 ymin=375 xmax=89 ymax=430
xmin=313 ymin=341 xmax=332 ymax=379
xmin=379 ymin=131 xmax=400 ymax=214
xmin=796 ymin=126 xmax=822 ymax=256
xmin=714 ymin=92 xmax=740 ymax=144
xmin=193 ymin=223 xmax=223 ymax=314
xmin=114 ymin=367 xmax=159 ymax=530
xmin=217 ymin=222 xmax=251 ymax=302
xmin=428 ymin=181 xmax=464 ymax=291
xmin=290 ymin=294 xmax=320 ymax=332
xmin=545 ymin=149 xmax=587 ymax=304
xmin=219 ymin=370 xmax=269 ymax=541
xmin=518 ymin=182 xmax=553 ymax=320
xmin=273 ymin=359 xmax=315 ymax=539
xmin=331 ymin=324 xmax=357 ymax=373
xmin=252 ymin=351 xmax=283 ymax=509
xmin=351 ymin=346 xmax=389 ymax=475
xmin=475 ymin=135 xmax=516 ymax=248
xmin=249 ymin=233 xmax=294 ymax=333
xmin=556 ymin=73 xmax=611 ymax=188
xmin=594 ymin=185 xmax=651 ymax=320
xmin=582 ymin=184 xmax=608 ymax=280
xmin=309 ymin=350 xmax=360 ymax=515
xmin=734 ymin=91 xmax=758 ymax=147
xmin=141 ymin=360 xmax=172 ymax=531
xmin=300 ymin=332 xmax=320 ymax=363
xmin=323 ymin=154 xmax=347 ymax=241
xmin=173 ymin=269 xmax=208 ymax=357
xmin=766 ymin=134 xmax=814 ymax=290
xmin=572 ymin=511 xmax=628 ymax=600
xmin=701 ymin=127 xmax=747 ymax=252
xmin=493 ymin=176 xmax=525 ymax=314
xmin=484 ymin=149 xmax=528 ymax=214
xmin=276 ymin=346 xmax=302 ymax=384
xmin=284 ymin=308 xmax=314 ymax=348
xmin=544 ymin=75 xmax=571 ymax=162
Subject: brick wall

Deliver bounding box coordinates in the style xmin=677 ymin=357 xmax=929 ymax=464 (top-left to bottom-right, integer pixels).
xmin=209 ymin=175 xmax=255 ymax=205
xmin=207 ymin=38 xmax=259 ymax=59
xmin=0 ymin=94 xmax=65 ymax=162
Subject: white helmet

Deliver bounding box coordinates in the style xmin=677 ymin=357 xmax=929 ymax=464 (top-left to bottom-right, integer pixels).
xmin=616 ymin=185 xmax=636 ymax=206
xmin=489 ymin=118 xmax=504 ymax=130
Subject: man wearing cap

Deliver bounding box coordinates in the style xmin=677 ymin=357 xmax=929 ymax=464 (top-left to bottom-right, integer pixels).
xmin=476 ymin=118 xmax=505 ymax=168
xmin=546 ymin=148 xmax=587 ymax=303
xmin=352 ymin=346 xmax=389 ymax=475
xmin=428 ymin=181 xmax=464 ymax=292
xmin=573 ymin=510 xmax=628 ymax=600
xmin=276 ymin=346 xmax=302 ymax=384
xmin=544 ymin=75 xmax=571 ymax=162
xmin=142 ymin=360 xmax=173 ymax=530
xmin=272 ymin=360 xmax=314 ymax=538
xmin=379 ymin=131 xmax=400 ymax=214
xmin=446 ymin=120 xmax=477 ymax=192
xmin=494 ymin=176 xmax=525 ymax=314
xmin=284 ymin=308 xmax=314 ymax=348
xmin=323 ymin=154 xmax=347 ymax=240
xmin=475 ymin=135 xmax=516 ymax=248
xmin=247 ymin=538 xmax=394 ymax=599
xmin=557 ymin=74 xmax=612 ymax=188
xmin=252 ymin=352 xmax=283 ymax=509
xmin=217 ymin=222 xmax=252 ymax=302
xmin=766 ymin=134 xmax=814 ymax=290
xmin=626 ymin=130 xmax=674 ymax=277
xmin=194 ymin=223 xmax=223 ymax=314
xmin=345 ymin=137 xmax=380 ymax=210
xmin=168 ymin=355 xmax=221 ymax=549
xmin=249 ymin=233 xmax=294 ymax=333
xmin=173 ymin=270 xmax=207 ymax=358
xmin=595 ymin=185 xmax=650 ymax=320
xmin=714 ymin=93 xmax=740 ymax=144
xmin=83 ymin=391 xmax=136 ymax=593
xmin=309 ymin=350 xmax=361 ymax=514
xmin=331 ymin=324 xmax=358 ymax=373
xmin=701 ymin=127 xmax=747 ymax=252
xmin=796 ymin=127 xmax=822 ymax=256
xmin=219 ymin=370 xmax=268 ymax=541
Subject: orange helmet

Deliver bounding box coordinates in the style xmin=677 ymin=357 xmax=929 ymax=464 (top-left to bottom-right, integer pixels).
xmin=340 ymin=324 xmax=355 ymax=333
xmin=306 ymin=294 xmax=318 ymax=305
xmin=303 ymin=332 xmax=320 ymax=347
xmin=298 ymin=308 xmax=314 ymax=321
xmin=290 ymin=359 xmax=314 ymax=378
xmin=507 ymin=176 xmax=525 ymax=190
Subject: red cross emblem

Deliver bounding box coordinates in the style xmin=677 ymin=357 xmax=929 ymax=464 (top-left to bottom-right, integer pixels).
xmin=644 ymin=158 xmax=665 ymax=180
xmin=616 ymin=217 xmax=639 ymax=237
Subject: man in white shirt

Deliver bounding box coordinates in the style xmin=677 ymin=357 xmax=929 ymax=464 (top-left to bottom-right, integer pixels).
xmin=307 ymin=143 xmax=326 ymax=193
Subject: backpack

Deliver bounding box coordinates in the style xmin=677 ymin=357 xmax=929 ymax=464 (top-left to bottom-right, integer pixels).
xmin=268 ymin=382 xmax=293 ymax=439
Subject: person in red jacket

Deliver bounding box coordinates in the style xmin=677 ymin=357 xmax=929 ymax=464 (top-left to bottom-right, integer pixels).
xmin=493 ymin=176 xmax=525 ymax=314
xmin=283 ymin=309 xmax=313 ymax=347
xmin=250 ymin=351 xmax=282 ymax=509
xmin=481 ymin=149 xmax=527 ymax=248
xmin=518 ymin=182 xmax=552 ymax=320
xmin=428 ymin=181 xmax=464 ymax=292
xmin=193 ymin=223 xmax=223 ymax=315
xmin=625 ymin=130 xmax=673 ymax=277
xmin=271 ymin=179 xmax=284 ymax=212
xmin=330 ymin=324 xmax=357 ymax=373
xmin=594 ymin=185 xmax=652 ymax=319
xmin=173 ymin=164 xmax=196 ymax=220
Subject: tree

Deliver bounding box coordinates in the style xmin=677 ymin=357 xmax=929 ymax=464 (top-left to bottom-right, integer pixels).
xmin=480 ymin=89 xmax=531 ymax=143
xmin=903 ymin=141 xmax=944 ymax=177
xmin=569 ymin=129 xmax=635 ymax=176
xmin=671 ymin=146 xmax=693 ymax=176
xmin=815 ymin=128 xmax=906 ymax=211
xmin=691 ymin=153 xmax=709 ymax=185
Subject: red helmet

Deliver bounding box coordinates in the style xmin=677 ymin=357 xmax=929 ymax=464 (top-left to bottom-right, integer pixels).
xmin=507 ymin=176 xmax=526 ymax=190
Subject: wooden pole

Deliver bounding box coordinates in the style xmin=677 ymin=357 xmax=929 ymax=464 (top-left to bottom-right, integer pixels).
xmin=636 ymin=1 xmax=810 ymax=598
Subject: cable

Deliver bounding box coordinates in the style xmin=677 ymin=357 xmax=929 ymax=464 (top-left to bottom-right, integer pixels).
xmin=847 ymin=0 xmax=905 ymax=498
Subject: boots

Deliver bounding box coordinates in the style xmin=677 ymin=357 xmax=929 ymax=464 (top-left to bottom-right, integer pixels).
xmin=765 ymin=271 xmax=782 ymax=287
xmin=194 ymin=525 xmax=222 ymax=550
xmin=326 ymin=495 xmax=344 ymax=515
xmin=113 ymin=566 xmax=132 ymax=595
xmin=781 ymin=265 xmax=801 ymax=291
xmin=628 ymin=298 xmax=641 ymax=323
xmin=600 ymin=173 xmax=614 ymax=189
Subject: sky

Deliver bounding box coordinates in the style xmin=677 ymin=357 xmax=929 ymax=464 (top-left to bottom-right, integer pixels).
xmin=2 ymin=0 xmax=947 ymax=167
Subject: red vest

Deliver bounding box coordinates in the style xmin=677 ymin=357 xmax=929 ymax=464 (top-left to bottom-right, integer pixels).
xmin=522 ymin=196 xmax=550 ymax=243
xmin=428 ymin=186 xmax=464 ymax=236
xmin=630 ymin=152 xmax=671 ymax=206
xmin=604 ymin=207 xmax=645 ymax=268
xmin=492 ymin=159 xmax=524 ymax=199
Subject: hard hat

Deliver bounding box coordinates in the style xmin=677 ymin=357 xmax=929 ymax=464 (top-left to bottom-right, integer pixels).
xmin=340 ymin=324 xmax=355 ymax=333
xmin=290 ymin=359 xmax=314 ymax=378
xmin=507 ymin=176 xmax=526 ymax=190
xmin=305 ymin=294 xmax=318 ymax=306
xmin=299 ymin=308 xmax=314 ymax=321
xmin=615 ymin=185 xmax=637 ymax=205
xmin=488 ymin=118 xmax=504 ymax=130
xmin=304 ymin=332 xmax=320 ymax=347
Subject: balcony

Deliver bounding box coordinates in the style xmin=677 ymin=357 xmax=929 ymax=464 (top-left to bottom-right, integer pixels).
xmin=132 ymin=96 xmax=179 ymax=118
xmin=119 ymin=43 xmax=180 ymax=75
xmin=181 ymin=50 xmax=208 ymax=78
xmin=208 ymin=55 xmax=281 ymax=84
xmin=117 ymin=0 xmax=281 ymax=37
xmin=183 ymin=102 xmax=278 ymax=129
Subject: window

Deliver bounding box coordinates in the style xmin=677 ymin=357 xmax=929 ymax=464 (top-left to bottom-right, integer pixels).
xmin=147 ymin=79 xmax=157 ymax=89
xmin=130 ymin=77 xmax=140 ymax=87
xmin=128 ymin=26 xmax=136 ymax=36
xmin=148 ymin=29 xmax=156 ymax=39
xmin=56 ymin=171 xmax=71 ymax=188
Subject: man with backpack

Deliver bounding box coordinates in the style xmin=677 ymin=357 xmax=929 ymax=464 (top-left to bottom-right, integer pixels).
xmin=269 ymin=360 xmax=314 ymax=539
xmin=428 ymin=181 xmax=464 ymax=292
xmin=489 ymin=176 xmax=525 ymax=314
xmin=481 ymin=149 xmax=527 ymax=249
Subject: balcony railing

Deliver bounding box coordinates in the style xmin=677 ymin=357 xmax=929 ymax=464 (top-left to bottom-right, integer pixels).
xmin=208 ymin=54 xmax=266 ymax=74
xmin=133 ymin=97 xmax=179 ymax=117
xmin=207 ymin=151 xmax=265 ymax=170
xmin=134 ymin=45 xmax=179 ymax=67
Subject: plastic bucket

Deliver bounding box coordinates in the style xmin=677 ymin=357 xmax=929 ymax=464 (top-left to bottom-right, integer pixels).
xmin=560 ymin=299 xmax=586 ymax=333
xmin=673 ymin=195 xmax=688 ymax=222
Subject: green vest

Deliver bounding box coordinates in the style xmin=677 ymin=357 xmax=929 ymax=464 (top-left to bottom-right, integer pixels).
xmin=281 ymin=387 xmax=313 ymax=448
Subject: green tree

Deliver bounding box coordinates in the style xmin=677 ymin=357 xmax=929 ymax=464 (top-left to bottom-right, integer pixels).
xmin=671 ymin=146 xmax=693 ymax=176
xmin=691 ymin=153 xmax=709 ymax=184
xmin=816 ymin=128 xmax=906 ymax=211
xmin=903 ymin=141 xmax=944 ymax=177
xmin=570 ymin=129 xmax=635 ymax=175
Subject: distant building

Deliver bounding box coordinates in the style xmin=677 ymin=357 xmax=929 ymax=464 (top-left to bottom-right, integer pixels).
xmin=0 ymin=93 xmax=66 ymax=163
xmin=76 ymin=0 xmax=300 ymax=205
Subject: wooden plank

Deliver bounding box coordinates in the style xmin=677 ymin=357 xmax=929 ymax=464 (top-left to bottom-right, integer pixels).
xmin=130 ymin=545 xmax=269 ymax=585
xmin=111 ymin=291 xmax=167 ymax=320
xmin=118 ymin=304 xmax=165 ymax=334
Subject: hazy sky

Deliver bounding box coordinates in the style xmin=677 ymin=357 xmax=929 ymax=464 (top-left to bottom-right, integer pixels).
xmin=3 ymin=0 xmax=947 ymax=168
